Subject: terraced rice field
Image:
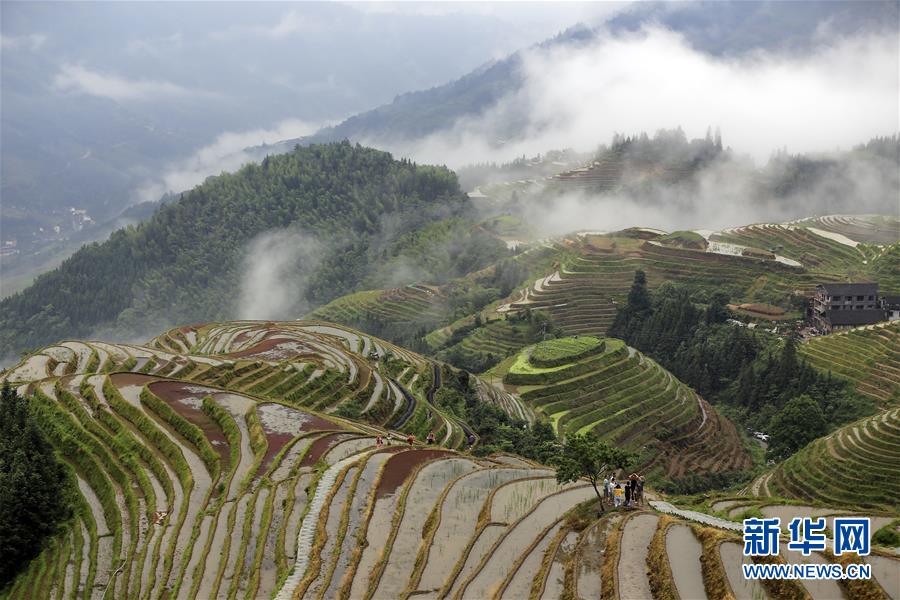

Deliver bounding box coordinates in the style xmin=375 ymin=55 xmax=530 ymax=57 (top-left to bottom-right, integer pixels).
xmin=5 ymin=315 xmax=897 ymax=597
xmin=309 ymin=284 xmax=450 ymax=335
xmin=800 ymin=321 xmax=900 ymax=404
xmin=503 ymin=337 xmax=751 ymax=480
xmin=142 ymin=320 xmax=479 ymax=448
xmin=5 ymin=315 xmax=897 ymax=600
xmin=571 ymin=506 xmax=898 ymax=600
xmin=792 ymin=214 xmax=900 ymax=246
xmin=752 ymin=407 xmax=900 ymax=511
xmin=496 ymin=219 xmax=897 ymax=339
xmin=712 ymin=223 xmax=870 ymax=275
xmin=438 ymin=320 xmax=533 ymax=366
xmin=0 ymin=321 xmax=517 ymax=598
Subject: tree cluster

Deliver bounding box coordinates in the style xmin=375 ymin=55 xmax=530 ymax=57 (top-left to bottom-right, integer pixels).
xmin=0 ymin=382 xmax=74 ymax=586
xmin=435 ymin=368 xmax=556 ymax=462
xmin=611 ymin=270 xmax=874 ymax=461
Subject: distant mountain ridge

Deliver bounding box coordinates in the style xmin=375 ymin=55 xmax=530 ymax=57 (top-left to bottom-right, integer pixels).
xmin=267 ymin=1 xmax=898 ymax=154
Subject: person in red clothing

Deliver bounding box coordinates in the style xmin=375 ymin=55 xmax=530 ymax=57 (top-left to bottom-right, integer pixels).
xmin=406 ymin=434 xmax=415 ymax=446
xmin=375 ymin=435 xmax=383 ymax=447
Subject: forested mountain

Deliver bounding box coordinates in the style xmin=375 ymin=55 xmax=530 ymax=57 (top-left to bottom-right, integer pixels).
xmin=0 ymin=143 xmax=507 ymax=354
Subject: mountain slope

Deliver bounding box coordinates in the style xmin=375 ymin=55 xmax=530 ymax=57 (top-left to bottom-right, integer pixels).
xmin=752 ymin=406 xmax=900 ymax=511
xmin=0 ymin=143 xmax=507 ymax=354
xmin=498 ymin=336 xmax=752 ymax=487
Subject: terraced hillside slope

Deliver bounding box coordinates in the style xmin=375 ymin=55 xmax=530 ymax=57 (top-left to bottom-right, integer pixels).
xmin=500 ymin=336 xmax=752 ymax=482
xmin=5 ymin=320 xmax=897 ymax=599
xmin=791 ymin=214 xmax=900 ymax=246
xmin=799 ymin=321 xmax=900 ymax=404
xmin=309 ymin=243 xmax=561 ymax=354
xmin=750 ymin=407 xmax=900 ymax=512
xmin=650 ymin=502 xmax=899 ymax=600
xmin=0 ymin=320 xmax=519 ymax=597
xmin=498 ymin=219 xmax=899 ymax=338
xmin=309 ymin=285 xmax=450 ymax=340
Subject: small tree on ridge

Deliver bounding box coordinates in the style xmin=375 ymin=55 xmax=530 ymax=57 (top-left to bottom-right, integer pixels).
xmin=550 ymin=434 xmax=635 ymax=511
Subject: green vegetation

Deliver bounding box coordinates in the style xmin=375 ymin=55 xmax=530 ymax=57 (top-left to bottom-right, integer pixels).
xmin=610 ymin=271 xmax=875 ymax=454
xmin=550 ymin=434 xmax=634 ymax=504
xmin=501 ymin=332 xmax=751 ymax=488
xmin=311 ymin=248 xmax=557 ymax=356
xmin=0 ymin=382 xmax=75 ymax=586
xmin=799 ymin=322 xmax=900 ymax=404
xmin=492 ymin=218 xmax=898 ymax=352
xmin=530 ymin=335 xmax=602 ymax=367
xmin=0 ymin=143 xmax=504 ymax=354
xmin=3 ymin=316 xmax=898 ymax=598
xmin=766 ymin=395 xmax=828 ymax=461
xmin=763 ymin=407 xmax=900 ymax=510
xmin=433 ymin=366 xmax=556 ymax=460
xmin=657 ymin=230 xmax=708 ymax=250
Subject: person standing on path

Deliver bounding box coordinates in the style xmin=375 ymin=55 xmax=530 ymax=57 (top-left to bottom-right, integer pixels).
xmin=613 ymin=483 xmax=623 ymax=508
xmin=603 ymin=477 xmax=611 ymax=506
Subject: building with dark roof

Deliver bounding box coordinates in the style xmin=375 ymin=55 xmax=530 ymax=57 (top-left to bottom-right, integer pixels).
xmin=811 ymin=282 xmax=884 ymax=333
xmin=882 ymin=295 xmax=900 ymax=321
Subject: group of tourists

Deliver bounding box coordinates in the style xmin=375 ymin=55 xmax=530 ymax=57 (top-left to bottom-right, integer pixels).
xmin=374 ymin=431 xmax=437 ymax=447
xmin=603 ymin=473 xmax=645 ymax=509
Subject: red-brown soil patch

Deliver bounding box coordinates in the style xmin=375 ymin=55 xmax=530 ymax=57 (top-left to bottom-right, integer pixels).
xmin=300 ymin=433 xmax=357 ymax=467
xmin=375 ymin=449 xmax=452 ymax=498
xmin=255 ymin=403 xmax=339 ymax=473
xmin=148 ymin=381 xmax=230 ymax=469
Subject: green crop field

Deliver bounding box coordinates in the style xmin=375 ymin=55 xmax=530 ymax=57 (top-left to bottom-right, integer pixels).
xmin=14 ymin=319 xmax=884 ymax=600
xmin=799 ymin=321 xmax=900 ymax=404
xmin=491 ymin=223 xmax=899 ymax=346
xmin=501 ymin=336 xmax=751 ymax=482
xmin=753 ymin=407 xmax=900 ymax=511
xmin=530 ymin=335 xmax=603 ymax=366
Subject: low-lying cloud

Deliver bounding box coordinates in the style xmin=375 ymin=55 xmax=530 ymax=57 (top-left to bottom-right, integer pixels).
xmin=382 ymin=26 xmax=899 ymax=167
xmin=135 ymin=119 xmax=319 ymax=202
xmin=512 ymin=147 xmax=899 ymax=237
xmin=53 ymin=62 xmax=197 ymax=101
xmin=1 ymin=33 xmax=47 ymax=51
xmin=237 ymin=229 xmax=323 ymax=320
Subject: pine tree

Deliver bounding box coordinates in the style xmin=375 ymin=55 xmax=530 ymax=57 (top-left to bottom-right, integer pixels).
xmin=0 ymin=381 xmax=74 ymax=585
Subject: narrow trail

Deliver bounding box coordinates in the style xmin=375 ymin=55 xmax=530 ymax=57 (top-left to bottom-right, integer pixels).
xmin=650 ymin=500 xmax=742 ymax=531
xmin=387 ymin=379 xmax=416 ymax=429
